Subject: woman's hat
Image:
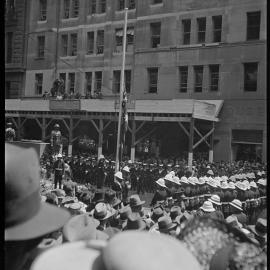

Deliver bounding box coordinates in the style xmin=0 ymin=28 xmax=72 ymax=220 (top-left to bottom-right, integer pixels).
xmin=155 ymin=178 xmax=167 ymax=188
xmin=63 ymin=214 xmax=108 ymax=242
xmin=90 ymin=203 xmax=116 ymax=221
xmin=208 ymin=195 xmax=221 ymax=206
xmin=200 ymin=201 xmax=215 ymax=212
xmin=128 ymin=194 xmax=145 ymax=207
xmin=248 ymin=218 xmax=267 ymax=238
xmin=229 ymin=199 xmax=243 ymax=211
xmin=157 ymin=216 xmax=178 ymax=232
xmin=5 ymin=144 xmax=70 ymax=241
xmin=124 ymin=213 xmax=146 ymax=231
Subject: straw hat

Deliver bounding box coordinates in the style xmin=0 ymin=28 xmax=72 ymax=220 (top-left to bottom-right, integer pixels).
xmin=155 ymin=178 xmax=167 ymax=188
xmin=122 ymin=166 xmax=130 ymax=173
xmin=90 ymin=203 xmax=116 ymax=221
xmin=200 ymin=201 xmax=215 ymax=212
xmin=235 ymin=181 xmax=247 ymax=191
xmin=198 ymin=177 xmax=205 ymax=185
xmin=208 ymin=195 xmax=221 ymax=206
xmin=114 ymin=171 xmax=123 ymax=180
xmin=249 ymin=181 xmax=258 ymax=189
xmin=228 ymin=182 xmax=235 ymax=189
xmin=128 ymin=194 xmax=145 ymax=207
xmin=207 ymin=170 xmax=214 ymax=176
xmin=229 ymin=199 xmax=243 ymax=211
xmin=220 ymin=181 xmax=229 ymax=189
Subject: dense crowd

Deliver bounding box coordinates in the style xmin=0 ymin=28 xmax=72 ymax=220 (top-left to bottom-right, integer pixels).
xmin=5 ymin=144 xmax=267 ymax=270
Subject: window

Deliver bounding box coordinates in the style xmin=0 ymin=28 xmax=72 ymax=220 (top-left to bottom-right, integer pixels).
xmin=95 ymin=71 xmax=102 ymax=93
xmin=194 ymin=66 xmax=203 ymax=92
xmin=244 ymin=62 xmax=258 ymax=92
xmin=68 ymin=73 xmax=75 ymax=93
xmin=182 ymin=19 xmax=191 ymax=45
xmin=39 ymin=0 xmax=47 ymax=21
xmin=37 ymin=36 xmax=45 ymax=58
xmin=72 ymin=0 xmax=79 ymax=17
xmin=70 ymin=33 xmax=77 ymax=56
xmin=59 ymin=73 xmax=66 ymax=90
xmin=87 ymin=32 xmax=94 ymax=54
xmin=150 ymin=22 xmax=161 ymax=48
xmin=96 ymin=30 xmax=104 ymax=54
xmin=113 ymin=70 xmax=131 ymax=93
xmin=152 ymin=0 xmax=163 ymax=4
xmin=61 ymin=34 xmax=68 ymax=56
xmin=85 ymin=72 xmax=92 ymax=94
xmin=63 ymin=0 xmax=70 ymax=18
xmin=6 ymin=32 xmax=13 ymax=63
xmin=5 ymin=81 xmax=11 ymax=99
xmin=89 ymin=0 xmax=97 ymax=14
xmin=212 ymin=16 xmax=222 ymax=42
xmin=118 ymin=0 xmax=125 ymax=10
xmin=247 ymin=11 xmax=261 ymax=40
xmin=128 ymin=0 xmax=135 ymax=9
xmin=99 ymin=0 xmax=106 ymax=13
xmin=35 ymin=74 xmax=43 ymax=95
xmin=115 ymin=27 xmax=134 ymax=52
xmin=197 ymin=17 xmax=206 ymax=43
xmin=179 ymin=66 xmax=188 ymax=93
xmin=209 ymin=65 xmax=219 ymax=91
xmin=148 ymin=68 xmax=158 ymax=93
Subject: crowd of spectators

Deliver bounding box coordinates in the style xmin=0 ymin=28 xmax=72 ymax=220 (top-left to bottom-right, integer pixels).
xmin=5 ymin=143 xmax=267 ymax=270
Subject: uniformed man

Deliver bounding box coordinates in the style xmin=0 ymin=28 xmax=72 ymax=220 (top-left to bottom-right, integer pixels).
xmin=50 ymin=123 xmax=62 ymax=157
xmin=53 ymin=153 xmax=65 ymax=189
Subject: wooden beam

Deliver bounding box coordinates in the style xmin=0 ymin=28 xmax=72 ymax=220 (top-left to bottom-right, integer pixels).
xmin=10 ymin=117 xmax=18 ymax=129
xmin=177 ymin=121 xmax=189 ymax=137
xmin=90 ymin=119 xmax=99 ymax=133
xmin=193 ymin=127 xmax=214 ymax=150
xmin=61 ymin=118 xmax=70 ymax=132
xmin=194 ymin=126 xmax=210 ymax=147
xmin=135 ymin=121 xmax=145 ymax=134
xmin=72 ymin=119 xmax=81 ymax=131
xmin=103 ymin=120 xmax=112 ymax=131
xmin=34 ymin=118 xmax=42 ymax=129
xmin=71 ymin=136 xmax=79 ymax=143
xmin=134 ymin=127 xmax=157 ymax=146
xmin=45 ymin=118 xmax=53 ymax=129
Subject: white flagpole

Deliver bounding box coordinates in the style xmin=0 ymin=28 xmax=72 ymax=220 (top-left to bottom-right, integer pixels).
xmin=115 ymin=8 xmax=128 ymax=173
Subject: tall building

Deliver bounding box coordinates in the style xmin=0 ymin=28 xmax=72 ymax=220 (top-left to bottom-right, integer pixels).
xmin=5 ymin=0 xmax=28 ymax=98
xmin=5 ymin=0 xmax=267 ymax=163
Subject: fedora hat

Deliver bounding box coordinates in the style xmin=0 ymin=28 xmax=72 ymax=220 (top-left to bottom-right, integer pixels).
xmin=124 ymin=213 xmax=146 ymax=231
xmin=128 ymin=194 xmax=145 ymax=207
xmin=114 ymin=171 xmax=123 ymax=180
xmin=92 ymin=190 xmax=105 ymax=203
xmin=226 ymin=215 xmax=243 ymax=229
xmin=229 ymin=199 xmax=243 ymax=211
xmin=208 ymin=195 xmax=221 ymax=206
xmin=63 ymin=214 xmax=108 ymax=242
xmin=200 ymin=201 xmax=215 ymax=212
xmin=104 ymin=190 xmax=121 ymax=207
xmin=157 ymin=216 xmax=178 ymax=232
xmin=180 ymin=176 xmax=189 ymax=184
xmin=90 ymin=203 xmax=115 ymax=221
xmin=248 ymin=218 xmax=267 ymax=238
xmin=155 ymin=178 xmax=167 ymax=188
xmin=5 ymin=144 xmax=70 ymax=241
xmin=31 ymin=232 xmax=201 ymax=270
xmin=151 ymin=206 xmax=164 ymax=221
xmin=170 ymin=206 xmax=181 ymax=221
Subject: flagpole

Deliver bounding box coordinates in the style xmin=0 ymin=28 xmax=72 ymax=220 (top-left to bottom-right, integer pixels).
xmin=115 ymin=8 xmax=128 ymax=173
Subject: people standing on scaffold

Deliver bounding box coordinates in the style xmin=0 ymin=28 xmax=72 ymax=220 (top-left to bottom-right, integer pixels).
xmin=50 ymin=123 xmax=63 ymax=159
xmin=5 ymin=122 xmax=16 ymax=142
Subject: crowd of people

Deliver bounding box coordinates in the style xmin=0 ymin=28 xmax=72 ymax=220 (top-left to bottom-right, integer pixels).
xmin=5 ymin=143 xmax=267 ymax=270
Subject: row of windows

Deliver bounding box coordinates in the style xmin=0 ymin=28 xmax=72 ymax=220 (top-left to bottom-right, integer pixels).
xmin=34 ymin=62 xmax=258 ymax=95
xmin=34 ymin=9 xmax=260 ymax=59
xmin=38 ymin=0 xmax=163 ymax=21
xmin=35 ymin=70 xmax=131 ymax=95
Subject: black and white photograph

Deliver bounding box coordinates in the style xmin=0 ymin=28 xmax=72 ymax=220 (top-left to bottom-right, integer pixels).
xmin=5 ymin=0 xmax=267 ymax=269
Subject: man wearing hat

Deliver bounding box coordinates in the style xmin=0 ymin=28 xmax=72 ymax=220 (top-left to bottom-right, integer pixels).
xmin=228 ymin=199 xmax=247 ymax=226
xmin=248 ymin=218 xmax=267 ymax=249
xmin=53 ymin=153 xmax=65 ymax=189
xmin=5 ymin=122 xmax=16 ymax=141
xmin=5 ymin=144 xmax=70 ymax=270
xmin=50 ymin=123 xmax=62 ymax=157
xmin=150 ymin=178 xmax=167 ymax=207
xmin=208 ymin=195 xmax=224 ymax=220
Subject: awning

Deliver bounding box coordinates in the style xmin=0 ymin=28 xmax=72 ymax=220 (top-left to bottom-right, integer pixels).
xmin=193 ymin=100 xmax=223 ymax=122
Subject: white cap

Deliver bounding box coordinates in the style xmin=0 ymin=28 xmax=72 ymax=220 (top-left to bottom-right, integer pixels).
xmin=122 ymin=166 xmax=130 ymax=173
xmin=114 ymin=171 xmax=123 ymax=180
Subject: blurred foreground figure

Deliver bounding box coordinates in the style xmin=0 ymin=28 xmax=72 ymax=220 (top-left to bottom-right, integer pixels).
xmin=5 ymin=143 xmax=70 ymax=270
xmin=5 ymin=122 xmax=15 ymax=141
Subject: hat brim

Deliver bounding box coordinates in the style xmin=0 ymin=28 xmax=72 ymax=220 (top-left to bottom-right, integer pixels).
xmin=208 ymin=199 xmax=221 ymax=206
xmin=156 ymin=181 xmax=167 ymax=188
xmin=30 ymin=240 xmax=106 ymax=270
xmin=158 ymin=222 xmax=178 ymax=232
xmin=229 ymin=202 xmax=243 ymax=211
xmin=5 ymin=202 xmax=70 ymax=241
xmin=200 ymin=206 xmax=215 ymax=212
